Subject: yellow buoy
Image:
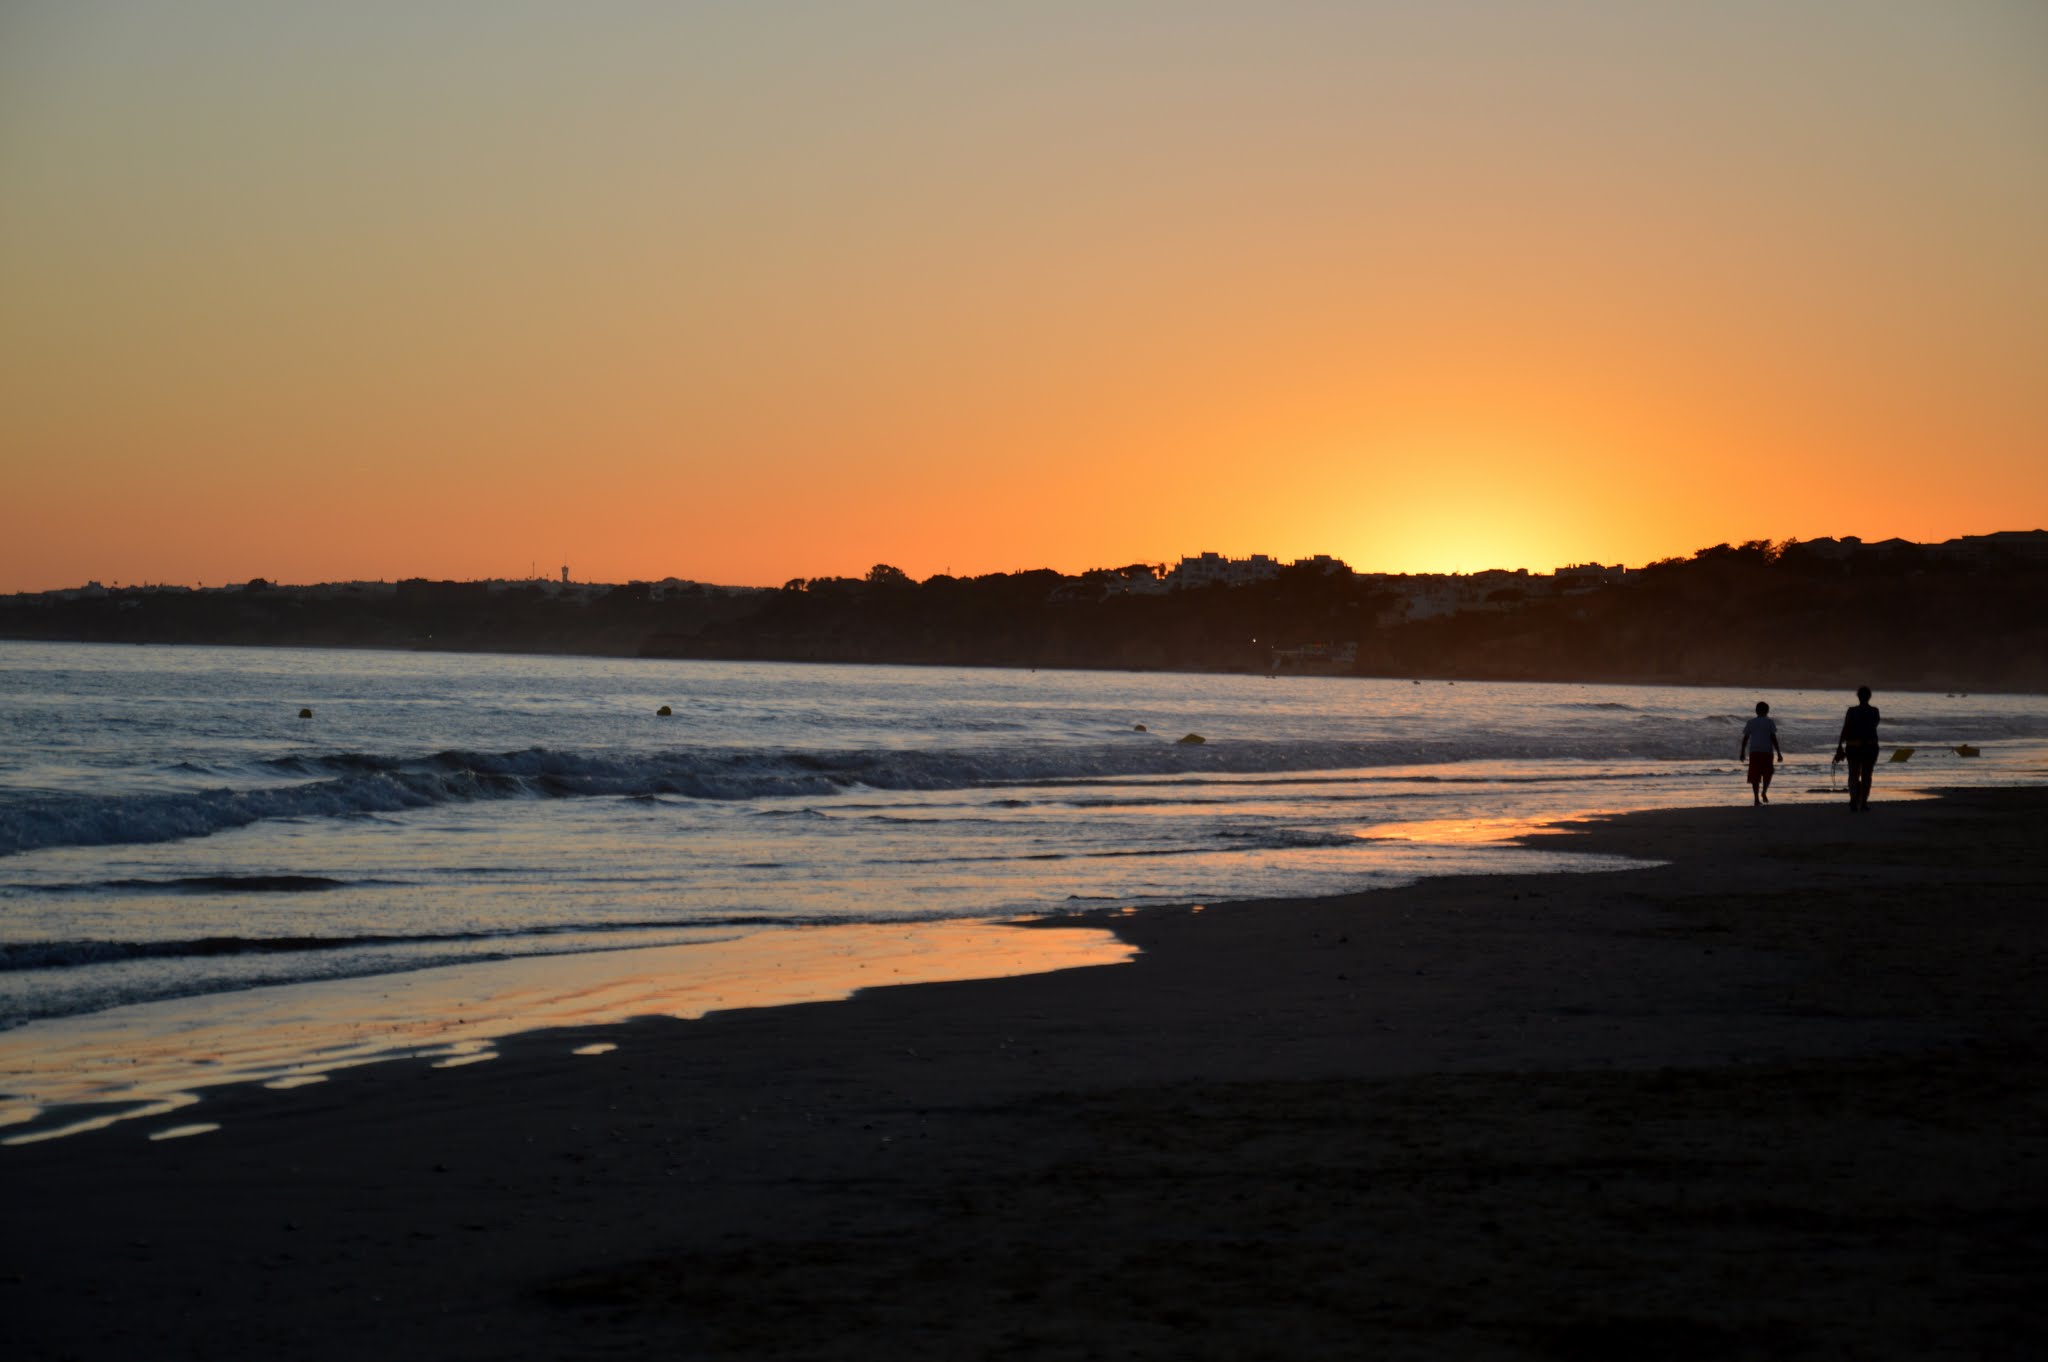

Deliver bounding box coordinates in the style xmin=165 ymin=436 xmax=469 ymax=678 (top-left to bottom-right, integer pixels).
xmin=1177 ymin=733 xmax=1206 ymax=745
xmin=1887 ymin=746 xmax=1914 ymax=763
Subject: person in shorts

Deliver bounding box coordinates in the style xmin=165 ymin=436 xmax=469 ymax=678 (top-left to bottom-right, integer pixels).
xmin=1739 ymin=700 xmax=1784 ymax=805
xmin=1835 ymin=685 xmax=1881 ymax=811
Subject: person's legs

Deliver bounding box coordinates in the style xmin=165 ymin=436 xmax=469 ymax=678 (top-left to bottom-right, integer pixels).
xmin=1849 ymin=755 xmax=1875 ymax=810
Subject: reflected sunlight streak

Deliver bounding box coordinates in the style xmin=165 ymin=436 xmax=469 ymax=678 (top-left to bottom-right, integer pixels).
xmin=0 ymin=921 xmax=1134 ymax=1144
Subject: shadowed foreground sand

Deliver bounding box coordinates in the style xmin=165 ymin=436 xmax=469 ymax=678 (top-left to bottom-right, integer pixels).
xmin=7 ymin=787 xmax=2046 ymax=1360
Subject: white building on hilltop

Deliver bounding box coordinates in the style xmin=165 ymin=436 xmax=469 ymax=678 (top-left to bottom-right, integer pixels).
xmin=1166 ymin=552 xmax=1326 ymax=590
xmin=1168 ymin=552 xmax=1253 ymax=589
xmin=1551 ymin=562 xmax=1627 ymax=591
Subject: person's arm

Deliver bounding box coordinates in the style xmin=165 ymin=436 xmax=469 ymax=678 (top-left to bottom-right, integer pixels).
xmin=1772 ymin=729 xmax=1785 ymax=761
xmin=1835 ymin=710 xmax=1849 ymax=760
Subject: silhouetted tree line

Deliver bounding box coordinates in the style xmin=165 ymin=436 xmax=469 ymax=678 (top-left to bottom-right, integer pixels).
xmin=1359 ymin=540 xmax=2048 ymax=691
xmin=5 ymin=539 xmax=2044 ymax=690
xmin=649 ymin=562 xmax=1397 ymax=672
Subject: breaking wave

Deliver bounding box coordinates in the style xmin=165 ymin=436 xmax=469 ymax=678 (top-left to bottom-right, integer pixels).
xmin=0 ymin=712 xmax=2024 ymax=858
xmin=0 ymin=740 xmax=1415 ymax=855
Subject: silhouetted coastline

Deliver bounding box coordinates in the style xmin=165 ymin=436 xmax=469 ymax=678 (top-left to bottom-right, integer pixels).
xmin=7 ymin=535 xmax=2046 ymax=693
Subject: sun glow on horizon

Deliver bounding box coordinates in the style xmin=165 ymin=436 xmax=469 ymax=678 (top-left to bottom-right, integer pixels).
xmin=3 ymin=2 xmax=2044 ymax=594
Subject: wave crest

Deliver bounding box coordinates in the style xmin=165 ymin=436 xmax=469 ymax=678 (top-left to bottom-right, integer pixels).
xmin=0 ymin=719 xmax=1990 ymax=858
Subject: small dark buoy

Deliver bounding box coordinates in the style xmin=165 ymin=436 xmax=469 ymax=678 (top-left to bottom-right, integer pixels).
xmin=1133 ymin=723 xmax=1147 ymax=732
xmin=656 ymin=705 xmax=673 ymax=717
xmin=1177 ymin=733 xmax=1206 ymax=745
xmin=298 ymin=708 xmax=313 ymax=719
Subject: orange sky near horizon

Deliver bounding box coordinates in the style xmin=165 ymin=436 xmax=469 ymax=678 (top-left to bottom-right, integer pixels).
xmin=4 ymin=2 xmax=2044 ymax=593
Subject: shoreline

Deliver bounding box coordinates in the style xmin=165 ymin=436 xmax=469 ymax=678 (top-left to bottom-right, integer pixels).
xmin=8 ymin=635 xmax=2048 ymax=698
xmin=0 ymin=920 xmax=1140 ymax=1145
xmin=7 ymin=786 xmax=2046 ymax=1359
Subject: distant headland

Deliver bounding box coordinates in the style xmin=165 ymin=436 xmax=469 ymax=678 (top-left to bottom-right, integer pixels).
xmin=6 ymin=531 xmax=2046 ymax=692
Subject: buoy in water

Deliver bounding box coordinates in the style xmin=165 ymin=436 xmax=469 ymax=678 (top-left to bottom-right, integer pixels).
xmin=1134 ymin=723 xmax=1147 ymax=732
xmin=1888 ymin=746 xmax=1915 ymax=763
xmin=298 ymin=708 xmax=312 ymax=719
xmin=656 ymin=705 xmax=673 ymax=717
xmin=1177 ymin=733 xmax=1206 ymax=745
xmin=1955 ymin=744 xmax=1980 ymax=757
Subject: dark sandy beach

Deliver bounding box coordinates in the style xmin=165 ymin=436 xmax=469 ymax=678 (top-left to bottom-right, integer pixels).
xmin=6 ymin=787 xmax=2046 ymax=1360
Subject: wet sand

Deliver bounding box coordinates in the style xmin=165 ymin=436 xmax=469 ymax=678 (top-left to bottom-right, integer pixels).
xmin=0 ymin=921 xmax=1138 ymax=1144
xmin=6 ymin=787 xmax=2046 ymax=1360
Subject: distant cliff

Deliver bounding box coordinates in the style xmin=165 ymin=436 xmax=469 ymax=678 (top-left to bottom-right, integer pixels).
xmin=6 ymin=541 xmax=2046 ymax=693
xmin=0 ymin=580 xmax=767 ymax=659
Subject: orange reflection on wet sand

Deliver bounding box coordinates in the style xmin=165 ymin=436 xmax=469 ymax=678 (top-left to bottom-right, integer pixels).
xmin=0 ymin=920 xmax=1133 ymax=1145
xmin=1355 ymin=814 xmax=1592 ymax=845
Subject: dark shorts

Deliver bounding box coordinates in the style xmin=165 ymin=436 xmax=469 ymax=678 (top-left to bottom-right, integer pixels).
xmin=1843 ymin=742 xmax=1879 ymax=768
xmin=1747 ymin=751 xmax=1775 ymax=783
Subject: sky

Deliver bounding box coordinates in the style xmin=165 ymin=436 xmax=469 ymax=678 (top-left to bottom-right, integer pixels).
xmin=3 ymin=1 xmax=2044 ymax=591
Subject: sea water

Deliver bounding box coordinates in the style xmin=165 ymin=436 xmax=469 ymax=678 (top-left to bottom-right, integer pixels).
xmin=4 ymin=640 xmax=2044 ymax=1030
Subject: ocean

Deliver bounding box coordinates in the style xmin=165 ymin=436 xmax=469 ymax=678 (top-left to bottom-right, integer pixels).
xmin=3 ymin=640 xmax=2042 ymax=1140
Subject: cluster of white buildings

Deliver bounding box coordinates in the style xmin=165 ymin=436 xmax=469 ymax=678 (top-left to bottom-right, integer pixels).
xmin=1095 ymin=552 xmax=1352 ymax=595
xmin=1092 ymin=552 xmax=1632 ymax=621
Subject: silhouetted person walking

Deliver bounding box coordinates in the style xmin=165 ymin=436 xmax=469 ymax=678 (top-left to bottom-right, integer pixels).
xmin=1739 ymin=701 xmax=1784 ymax=804
xmin=1834 ymin=685 xmax=1880 ymax=811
